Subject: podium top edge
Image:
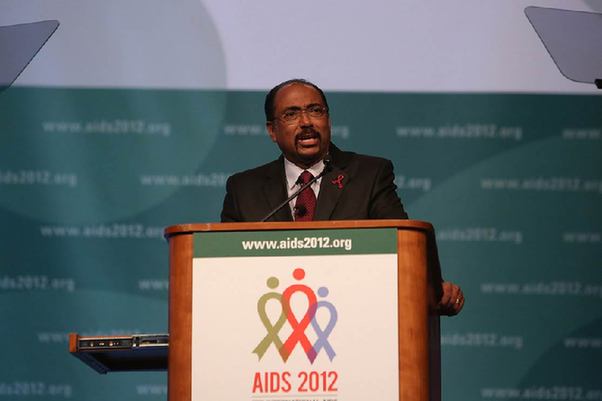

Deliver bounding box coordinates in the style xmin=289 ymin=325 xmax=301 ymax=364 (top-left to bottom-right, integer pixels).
xmin=164 ymin=219 xmax=434 ymax=238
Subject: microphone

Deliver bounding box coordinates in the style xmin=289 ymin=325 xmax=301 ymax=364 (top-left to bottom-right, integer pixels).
xmin=294 ymin=205 xmax=307 ymax=219
xmin=261 ymin=155 xmax=332 ymax=222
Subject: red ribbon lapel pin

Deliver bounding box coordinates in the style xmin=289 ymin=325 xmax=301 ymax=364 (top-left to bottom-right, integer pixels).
xmin=331 ymin=174 xmax=345 ymax=189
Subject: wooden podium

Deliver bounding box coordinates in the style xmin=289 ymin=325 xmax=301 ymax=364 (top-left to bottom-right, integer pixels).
xmin=165 ymin=219 xmax=443 ymax=401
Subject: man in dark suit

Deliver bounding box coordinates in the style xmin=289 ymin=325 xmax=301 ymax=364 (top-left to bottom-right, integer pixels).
xmin=221 ymin=142 xmax=408 ymax=222
xmin=221 ymin=78 xmax=464 ymax=315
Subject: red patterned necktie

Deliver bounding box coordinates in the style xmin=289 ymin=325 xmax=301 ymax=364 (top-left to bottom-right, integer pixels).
xmin=294 ymin=171 xmax=316 ymax=221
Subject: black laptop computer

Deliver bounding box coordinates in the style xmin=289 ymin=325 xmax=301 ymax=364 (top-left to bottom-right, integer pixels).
xmin=70 ymin=333 xmax=169 ymax=374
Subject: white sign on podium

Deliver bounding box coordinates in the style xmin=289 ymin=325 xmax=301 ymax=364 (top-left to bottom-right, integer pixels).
xmin=191 ymin=228 xmax=399 ymax=401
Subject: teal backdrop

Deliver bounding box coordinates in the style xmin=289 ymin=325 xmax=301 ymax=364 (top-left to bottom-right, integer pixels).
xmin=1 ymin=1 xmax=602 ymax=400
xmin=1 ymin=87 xmax=600 ymax=400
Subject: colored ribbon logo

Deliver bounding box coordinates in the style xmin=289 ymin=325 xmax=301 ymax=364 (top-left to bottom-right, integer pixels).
xmin=331 ymin=174 xmax=344 ymax=189
xmin=253 ymin=283 xmax=288 ymax=360
xmin=281 ymin=283 xmax=318 ymax=362
xmin=254 ymin=268 xmax=338 ymax=363
xmin=310 ymin=287 xmax=337 ymax=361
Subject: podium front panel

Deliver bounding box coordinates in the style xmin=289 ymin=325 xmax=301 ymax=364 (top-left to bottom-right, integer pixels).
xmin=192 ymin=228 xmax=399 ymax=401
xmin=166 ymin=220 xmax=439 ymax=401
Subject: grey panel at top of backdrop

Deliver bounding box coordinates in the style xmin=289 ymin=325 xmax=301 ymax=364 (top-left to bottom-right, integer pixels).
xmin=0 ymin=20 xmax=59 ymax=92
xmin=525 ymin=6 xmax=602 ymax=85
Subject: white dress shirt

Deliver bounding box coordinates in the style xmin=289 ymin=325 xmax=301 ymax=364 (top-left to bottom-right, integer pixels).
xmin=283 ymin=157 xmax=325 ymax=217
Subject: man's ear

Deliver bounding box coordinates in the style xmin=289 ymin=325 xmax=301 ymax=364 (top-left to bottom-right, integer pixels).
xmin=266 ymin=122 xmax=277 ymax=143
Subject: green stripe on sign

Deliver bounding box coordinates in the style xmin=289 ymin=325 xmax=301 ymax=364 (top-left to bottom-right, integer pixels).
xmin=194 ymin=228 xmax=397 ymax=257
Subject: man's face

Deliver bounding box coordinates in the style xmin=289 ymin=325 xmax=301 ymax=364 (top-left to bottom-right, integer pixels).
xmin=266 ymin=83 xmax=331 ymax=169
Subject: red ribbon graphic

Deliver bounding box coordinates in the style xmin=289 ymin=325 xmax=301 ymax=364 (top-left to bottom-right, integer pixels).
xmin=331 ymin=175 xmax=344 ymax=189
xmin=281 ymin=283 xmax=318 ymax=362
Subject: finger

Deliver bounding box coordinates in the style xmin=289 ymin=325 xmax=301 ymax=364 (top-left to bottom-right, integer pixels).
xmin=452 ymin=292 xmax=465 ymax=314
xmin=445 ymin=285 xmax=461 ymax=308
xmin=439 ymin=282 xmax=453 ymax=305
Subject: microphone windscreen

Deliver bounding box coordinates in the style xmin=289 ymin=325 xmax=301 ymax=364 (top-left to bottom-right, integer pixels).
xmin=294 ymin=205 xmax=307 ymax=217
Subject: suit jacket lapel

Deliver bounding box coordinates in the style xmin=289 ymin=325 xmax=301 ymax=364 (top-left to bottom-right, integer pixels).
xmin=262 ymin=157 xmax=294 ymax=222
xmin=314 ymin=144 xmax=349 ymax=220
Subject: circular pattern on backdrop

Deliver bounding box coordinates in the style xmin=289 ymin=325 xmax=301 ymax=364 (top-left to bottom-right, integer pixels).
xmin=0 ymin=0 xmax=227 ymax=223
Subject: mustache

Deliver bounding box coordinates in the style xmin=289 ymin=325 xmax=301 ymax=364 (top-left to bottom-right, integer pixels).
xmin=295 ymin=129 xmax=320 ymax=141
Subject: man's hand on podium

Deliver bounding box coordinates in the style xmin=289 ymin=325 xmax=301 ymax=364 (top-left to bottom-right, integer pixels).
xmin=437 ymin=281 xmax=465 ymax=316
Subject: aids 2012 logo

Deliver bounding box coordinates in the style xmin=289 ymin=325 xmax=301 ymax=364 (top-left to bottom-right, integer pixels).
xmin=251 ymin=267 xmax=339 ymax=395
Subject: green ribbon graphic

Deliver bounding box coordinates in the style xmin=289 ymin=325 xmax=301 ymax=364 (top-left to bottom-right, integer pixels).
xmin=252 ymin=291 xmax=288 ymax=360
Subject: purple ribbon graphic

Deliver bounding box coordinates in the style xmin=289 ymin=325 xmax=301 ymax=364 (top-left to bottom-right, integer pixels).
xmin=310 ymin=286 xmax=338 ymax=362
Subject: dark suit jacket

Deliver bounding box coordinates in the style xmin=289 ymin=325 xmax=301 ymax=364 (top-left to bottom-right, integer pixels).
xmin=220 ymin=144 xmax=408 ymax=222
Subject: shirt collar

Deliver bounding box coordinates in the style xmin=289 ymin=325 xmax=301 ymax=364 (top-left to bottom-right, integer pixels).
xmin=284 ymin=157 xmax=325 ymax=190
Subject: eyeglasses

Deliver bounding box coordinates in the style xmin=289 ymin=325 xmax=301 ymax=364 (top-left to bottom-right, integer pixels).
xmin=278 ymin=104 xmax=328 ymax=123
